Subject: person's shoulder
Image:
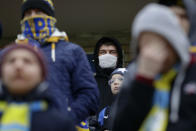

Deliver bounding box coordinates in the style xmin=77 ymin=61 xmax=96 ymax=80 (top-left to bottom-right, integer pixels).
xmin=57 ymin=40 xmax=83 ymax=51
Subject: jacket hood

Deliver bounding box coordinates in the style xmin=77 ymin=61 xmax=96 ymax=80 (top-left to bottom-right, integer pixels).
xmin=93 ymin=37 xmax=123 ymax=75
xmin=132 ymin=3 xmax=190 ymax=67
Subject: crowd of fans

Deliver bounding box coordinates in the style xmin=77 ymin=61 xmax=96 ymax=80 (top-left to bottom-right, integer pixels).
xmin=0 ymin=0 xmax=196 ymax=131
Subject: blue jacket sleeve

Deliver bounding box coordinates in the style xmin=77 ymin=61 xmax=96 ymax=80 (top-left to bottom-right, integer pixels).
xmin=98 ymin=107 xmax=107 ymax=127
xmin=70 ymin=45 xmax=99 ymax=124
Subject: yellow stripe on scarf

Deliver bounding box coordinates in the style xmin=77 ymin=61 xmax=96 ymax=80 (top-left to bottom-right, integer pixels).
xmin=76 ymin=121 xmax=90 ymax=131
xmin=1 ymin=104 xmax=29 ymax=125
xmin=0 ymin=102 xmax=7 ymax=112
xmin=0 ymin=101 xmax=48 ymax=131
xmin=45 ymin=35 xmax=69 ymax=43
xmin=190 ymin=46 xmax=196 ymax=53
xmin=0 ymin=103 xmax=29 ymax=131
xmin=154 ymin=69 xmax=177 ymax=91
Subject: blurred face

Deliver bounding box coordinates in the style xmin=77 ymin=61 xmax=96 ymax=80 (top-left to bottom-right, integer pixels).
xmin=170 ymin=6 xmax=190 ymax=34
xmin=110 ymin=74 xmax=124 ymax=95
xmin=2 ymin=49 xmax=42 ymax=95
xmin=24 ymin=9 xmax=47 ymax=18
xmin=98 ymin=44 xmax=118 ymax=57
xmin=139 ymin=32 xmax=178 ymax=73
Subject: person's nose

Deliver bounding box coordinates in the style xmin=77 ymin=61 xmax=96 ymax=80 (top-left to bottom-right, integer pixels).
xmin=29 ymin=10 xmax=37 ymax=17
xmin=14 ymin=60 xmax=24 ymax=72
xmin=106 ymin=51 xmax=110 ymax=54
xmin=113 ymin=80 xmax=119 ymax=85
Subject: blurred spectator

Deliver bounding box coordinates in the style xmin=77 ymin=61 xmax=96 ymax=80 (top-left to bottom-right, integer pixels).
xmin=159 ymin=0 xmax=190 ymax=34
xmin=159 ymin=0 xmax=196 ymax=45
xmin=0 ymin=44 xmax=76 ymax=131
xmin=15 ymin=0 xmax=99 ymax=125
xmin=112 ymin=3 xmax=196 ymax=131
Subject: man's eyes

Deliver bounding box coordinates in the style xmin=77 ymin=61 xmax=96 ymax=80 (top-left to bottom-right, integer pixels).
xmin=99 ymin=50 xmax=117 ymax=54
xmin=99 ymin=51 xmax=106 ymax=54
xmin=110 ymin=50 xmax=117 ymax=54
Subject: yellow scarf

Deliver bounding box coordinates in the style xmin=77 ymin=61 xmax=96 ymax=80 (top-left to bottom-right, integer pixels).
xmin=0 ymin=101 xmax=47 ymax=131
xmin=139 ymin=69 xmax=177 ymax=131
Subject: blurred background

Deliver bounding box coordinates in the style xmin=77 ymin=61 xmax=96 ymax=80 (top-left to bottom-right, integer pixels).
xmin=0 ymin=0 xmax=156 ymax=66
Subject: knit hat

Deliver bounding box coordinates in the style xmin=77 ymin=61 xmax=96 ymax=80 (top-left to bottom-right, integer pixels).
xmin=110 ymin=68 xmax=127 ymax=79
xmin=159 ymin=0 xmax=185 ymax=8
xmin=132 ymin=3 xmax=190 ymax=67
xmin=108 ymin=68 xmax=127 ymax=85
xmin=0 ymin=44 xmax=47 ymax=80
xmin=21 ymin=0 xmax=55 ymax=18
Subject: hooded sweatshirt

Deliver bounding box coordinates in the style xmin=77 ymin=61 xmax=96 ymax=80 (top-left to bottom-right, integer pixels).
xmin=112 ymin=3 xmax=196 ymax=131
xmin=93 ymin=37 xmax=123 ymax=112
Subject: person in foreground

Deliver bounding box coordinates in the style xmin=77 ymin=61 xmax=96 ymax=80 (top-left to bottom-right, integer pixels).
xmin=0 ymin=44 xmax=76 ymax=131
xmin=112 ymin=3 xmax=196 ymax=131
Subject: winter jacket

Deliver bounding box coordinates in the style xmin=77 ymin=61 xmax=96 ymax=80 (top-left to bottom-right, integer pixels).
xmin=16 ymin=31 xmax=99 ymax=124
xmin=41 ymin=40 xmax=99 ymax=124
xmin=113 ymin=61 xmax=196 ymax=131
xmin=93 ymin=37 xmax=123 ymax=112
xmin=0 ymin=84 xmax=77 ymax=131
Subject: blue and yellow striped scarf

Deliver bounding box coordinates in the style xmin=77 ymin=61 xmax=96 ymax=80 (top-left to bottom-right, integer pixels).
xmin=17 ymin=15 xmax=69 ymax=62
xmin=20 ymin=15 xmax=68 ymax=43
xmin=0 ymin=100 xmax=90 ymax=131
xmin=139 ymin=68 xmax=178 ymax=131
xmin=21 ymin=15 xmax=56 ymax=43
xmin=0 ymin=101 xmax=47 ymax=131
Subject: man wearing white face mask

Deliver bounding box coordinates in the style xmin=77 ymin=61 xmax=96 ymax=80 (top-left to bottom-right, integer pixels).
xmin=98 ymin=45 xmax=118 ymax=69
xmin=93 ymin=37 xmax=123 ymax=113
xmin=88 ymin=37 xmax=123 ymax=131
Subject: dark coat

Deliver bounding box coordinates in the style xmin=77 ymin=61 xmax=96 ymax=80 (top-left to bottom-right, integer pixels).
xmin=112 ymin=62 xmax=196 ymax=131
xmin=93 ymin=37 xmax=123 ymax=112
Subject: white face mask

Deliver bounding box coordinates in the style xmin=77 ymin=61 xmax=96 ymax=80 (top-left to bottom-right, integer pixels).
xmin=99 ymin=54 xmax=117 ymax=69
